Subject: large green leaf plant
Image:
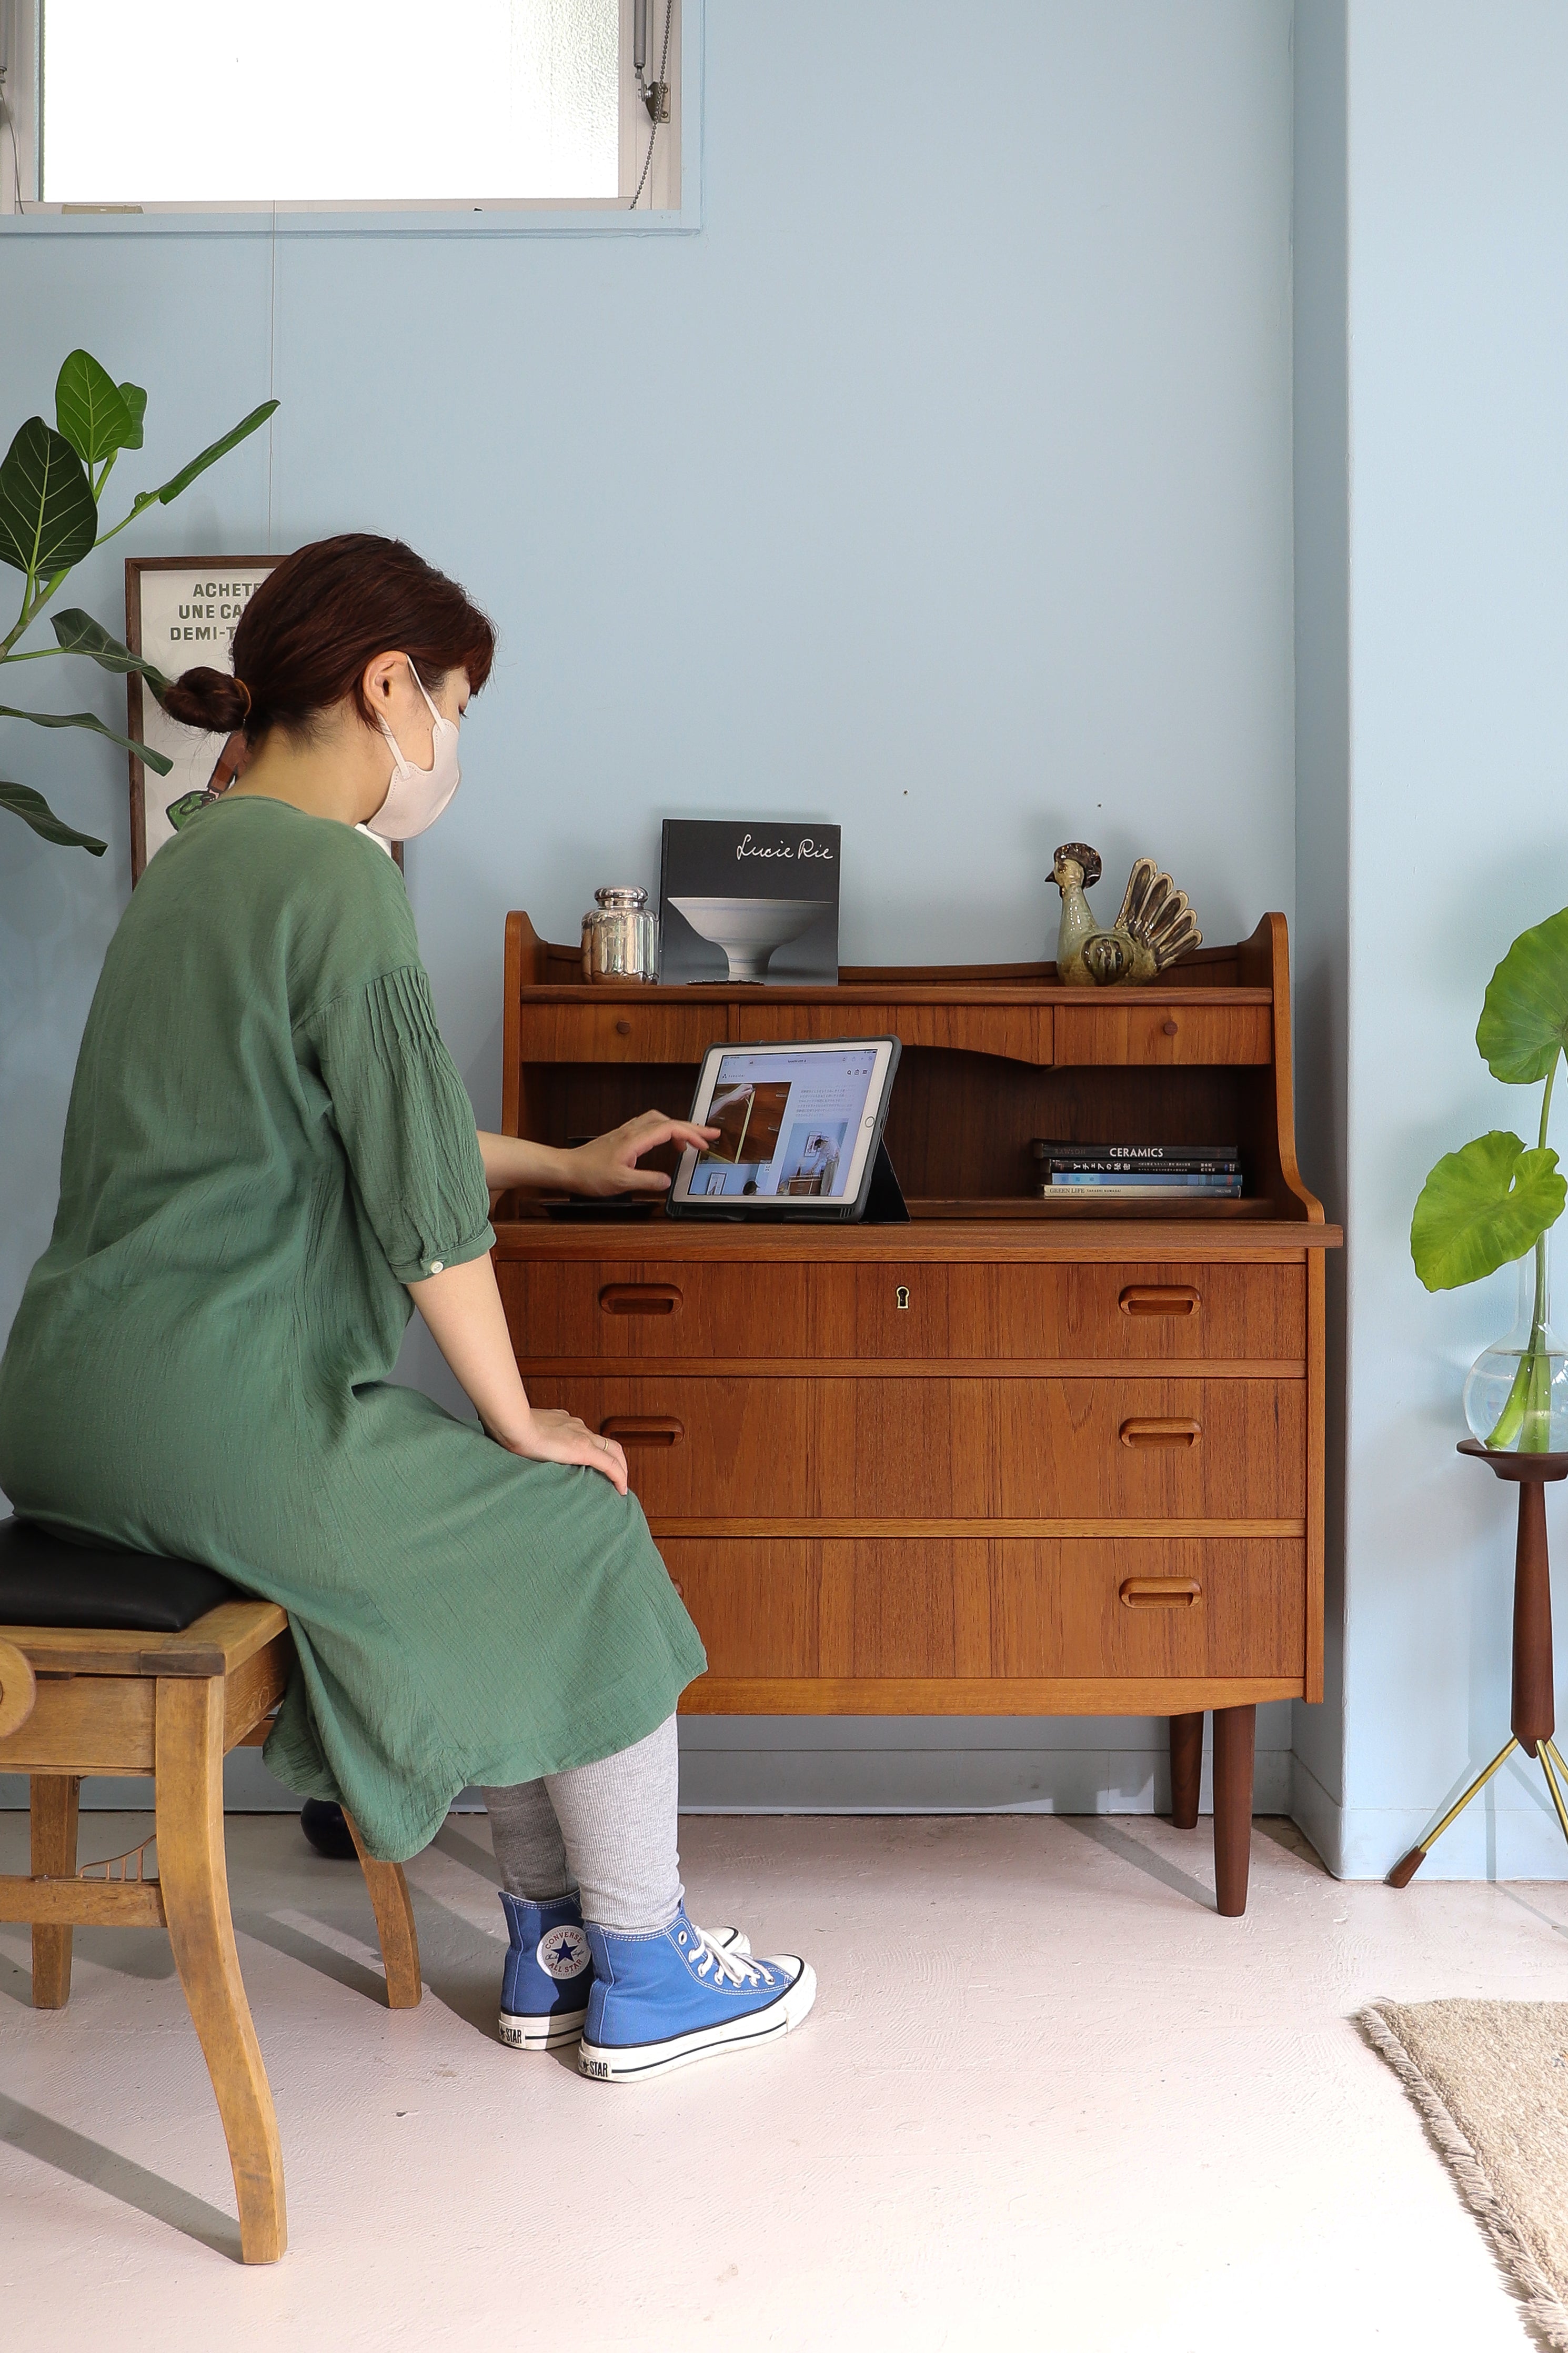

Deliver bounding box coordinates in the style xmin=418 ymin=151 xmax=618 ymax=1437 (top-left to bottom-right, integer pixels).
xmin=0 ymin=351 xmax=276 ymax=854
xmin=1412 ymin=909 xmax=1568 ymax=1449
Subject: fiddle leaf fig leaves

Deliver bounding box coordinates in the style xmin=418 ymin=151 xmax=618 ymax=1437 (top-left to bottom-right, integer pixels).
xmin=1477 ymin=908 xmax=1568 ymax=1083
xmin=0 ymin=703 xmax=172 ymax=773
xmin=0 ymin=780 xmax=106 ymax=853
xmin=0 ymin=358 xmax=279 ymax=849
xmin=0 ymin=419 xmax=97 ymax=579
xmin=55 ymin=350 xmax=136 ymax=466
xmin=52 ymin=607 xmax=170 ymax=697
xmin=149 ymin=398 xmax=278 ymax=508
xmin=1411 ymin=1132 xmax=1566 ymax=1292
xmin=118 ymin=383 xmax=147 ymax=451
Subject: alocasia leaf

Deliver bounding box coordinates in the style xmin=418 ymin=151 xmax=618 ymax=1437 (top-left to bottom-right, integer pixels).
xmin=1477 ymin=908 xmax=1568 ymax=1083
xmin=1410 ymin=1130 xmax=1566 ymax=1291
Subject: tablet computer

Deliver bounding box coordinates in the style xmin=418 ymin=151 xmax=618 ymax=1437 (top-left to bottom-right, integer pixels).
xmin=668 ymin=1037 xmax=902 ymax=1221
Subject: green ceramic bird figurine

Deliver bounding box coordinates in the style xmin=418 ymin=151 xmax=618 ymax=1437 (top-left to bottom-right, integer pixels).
xmin=1051 ymin=844 xmax=1202 ymax=986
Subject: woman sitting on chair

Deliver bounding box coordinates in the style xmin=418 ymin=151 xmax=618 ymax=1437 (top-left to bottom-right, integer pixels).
xmin=0 ymin=532 xmax=815 ymax=2083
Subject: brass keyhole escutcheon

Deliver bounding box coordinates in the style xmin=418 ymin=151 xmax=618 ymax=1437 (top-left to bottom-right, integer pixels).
xmin=896 ymin=1285 xmax=911 ymax=1310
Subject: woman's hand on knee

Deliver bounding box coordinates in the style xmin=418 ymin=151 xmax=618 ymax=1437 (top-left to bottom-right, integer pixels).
xmin=494 ymin=1407 xmax=629 ymax=1495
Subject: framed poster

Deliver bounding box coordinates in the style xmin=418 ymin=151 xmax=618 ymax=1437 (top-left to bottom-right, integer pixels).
xmin=125 ymin=557 xmax=276 ymax=882
xmin=125 ymin=557 xmax=404 ymax=881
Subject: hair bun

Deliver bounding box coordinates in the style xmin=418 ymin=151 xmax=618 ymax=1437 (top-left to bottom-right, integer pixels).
xmin=160 ymin=666 xmax=254 ymax=735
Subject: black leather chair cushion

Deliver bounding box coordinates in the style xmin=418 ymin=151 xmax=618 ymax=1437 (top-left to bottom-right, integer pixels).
xmin=0 ymin=1515 xmax=242 ymax=1632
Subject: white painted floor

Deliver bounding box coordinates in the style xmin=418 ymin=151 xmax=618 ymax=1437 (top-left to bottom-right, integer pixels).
xmin=1 ymin=1810 xmax=1562 ymax=2352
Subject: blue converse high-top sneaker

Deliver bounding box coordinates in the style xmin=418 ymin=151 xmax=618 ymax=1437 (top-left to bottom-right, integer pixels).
xmin=499 ymin=1893 xmax=595 ymax=2049
xmin=498 ymin=1893 xmax=752 ymax=2052
xmin=578 ymin=1910 xmax=816 ymax=2082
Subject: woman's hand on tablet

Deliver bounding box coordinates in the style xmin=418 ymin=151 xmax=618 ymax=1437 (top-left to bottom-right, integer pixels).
xmin=565 ymin=1111 xmax=719 ymax=1198
xmin=497 ymin=1407 xmax=629 ymax=1494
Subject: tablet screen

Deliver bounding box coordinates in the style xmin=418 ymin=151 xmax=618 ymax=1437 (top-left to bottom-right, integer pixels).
xmin=677 ymin=1042 xmax=893 ymax=1205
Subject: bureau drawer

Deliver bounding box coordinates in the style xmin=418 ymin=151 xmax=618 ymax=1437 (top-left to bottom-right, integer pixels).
xmin=1054 ymin=999 xmax=1272 ymax=1066
xmin=660 ymin=1535 xmax=1304 ymax=1680
xmin=524 ymin=1374 xmax=1305 ymax=1519
xmin=501 ymin=1258 xmax=1305 ymax=1366
xmin=517 ymin=1002 xmax=726 ymax=1064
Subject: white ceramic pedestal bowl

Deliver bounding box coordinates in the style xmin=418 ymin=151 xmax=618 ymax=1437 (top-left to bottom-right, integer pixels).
xmin=667 ymin=896 xmax=831 ymax=982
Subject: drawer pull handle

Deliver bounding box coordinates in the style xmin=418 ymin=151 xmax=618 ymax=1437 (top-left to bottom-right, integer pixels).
xmin=1119 ymin=1286 xmax=1200 ymax=1318
xmin=598 ymin=1284 xmax=682 ymax=1316
xmin=1119 ymin=1578 xmax=1201 ymax=1610
xmin=600 ymin=1416 xmax=684 ymax=1447
xmin=1119 ymin=1417 xmax=1201 ymax=1449
xmin=615 ymin=1018 xmax=632 ymax=1035
xmin=1161 ymin=1019 xmax=1179 ymax=1037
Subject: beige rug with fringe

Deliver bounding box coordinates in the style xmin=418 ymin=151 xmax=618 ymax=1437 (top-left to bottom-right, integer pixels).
xmin=1361 ymin=2002 xmax=1568 ymax=2349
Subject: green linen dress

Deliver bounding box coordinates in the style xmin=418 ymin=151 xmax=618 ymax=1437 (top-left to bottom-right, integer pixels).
xmin=0 ymin=796 xmax=705 ymax=1858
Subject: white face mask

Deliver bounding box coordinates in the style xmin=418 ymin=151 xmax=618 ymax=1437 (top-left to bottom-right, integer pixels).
xmin=366 ymin=660 xmax=461 ymax=841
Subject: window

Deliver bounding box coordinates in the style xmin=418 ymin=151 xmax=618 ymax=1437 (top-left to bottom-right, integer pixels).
xmin=0 ymin=0 xmax=681 ymax=214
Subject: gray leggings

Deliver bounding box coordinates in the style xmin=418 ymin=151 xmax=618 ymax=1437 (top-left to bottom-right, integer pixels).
xmin=481 ymin=1712 xmax=684 ymax=1935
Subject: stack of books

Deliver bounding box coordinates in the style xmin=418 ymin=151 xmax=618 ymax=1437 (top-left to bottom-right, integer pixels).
xmin=1031 ymin=1141 xmax=1242 ymax=1201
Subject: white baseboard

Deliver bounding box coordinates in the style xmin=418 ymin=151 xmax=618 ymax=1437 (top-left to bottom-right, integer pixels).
xmin=1291 ymin=1746 xmax=1568 ymax=1881
xmin=3 ymin=1714 xmax=1295 ymax=1818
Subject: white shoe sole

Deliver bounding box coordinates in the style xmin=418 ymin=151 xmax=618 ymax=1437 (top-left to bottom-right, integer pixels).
xmin=499 ymin=2005 xmax=588 ymax=2052
xmin=577 ymin=1960 xmax=817 ymax=2083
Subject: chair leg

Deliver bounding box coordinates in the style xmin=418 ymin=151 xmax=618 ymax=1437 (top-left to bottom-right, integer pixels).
xmin=29 ymin=1774 xmax=81 ymax=2008
xmin=343 ymin=1810 xmax=423 ymax=2010
xmin=155 ymin=1677 xmax=287 ymax=2264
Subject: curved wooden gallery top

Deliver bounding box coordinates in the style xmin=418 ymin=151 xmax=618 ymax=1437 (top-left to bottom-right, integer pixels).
xmin=498 ymin=911 xmax=1340 ymax=1245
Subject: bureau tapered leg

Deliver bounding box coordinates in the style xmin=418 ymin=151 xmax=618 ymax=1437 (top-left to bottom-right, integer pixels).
xmin=1212 ymin=1704 xmax=1255 ymax=1917
xmin=1169 ymin=1714 xmax=1203 ymax=1829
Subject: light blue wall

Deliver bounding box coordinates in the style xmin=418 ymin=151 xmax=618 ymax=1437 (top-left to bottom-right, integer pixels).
xmin=1290 ymin=0 xmax=1350 ymax=1853
xmin=0 ymin=3 xmax=1297 ymax=1812
xmin=1304 ymin=0 xmax=1568 ymax=1876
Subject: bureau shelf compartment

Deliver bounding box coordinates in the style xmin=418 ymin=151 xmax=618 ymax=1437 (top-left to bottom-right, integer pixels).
xmin=495 ymin=910 xmax=1340 ymax=1917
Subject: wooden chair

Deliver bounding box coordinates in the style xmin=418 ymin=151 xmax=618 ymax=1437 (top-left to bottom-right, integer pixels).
xmin=0 ymin=1520 xmax=421 ymax=2264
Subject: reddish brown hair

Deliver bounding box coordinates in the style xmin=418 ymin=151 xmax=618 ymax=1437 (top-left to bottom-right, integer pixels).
xmin=160 ymin=532 xmax=496 ymax=741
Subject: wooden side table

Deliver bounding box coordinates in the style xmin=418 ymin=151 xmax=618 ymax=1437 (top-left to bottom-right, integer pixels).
xmin=1388 ymin=1439 xmax=1568 ymax=1885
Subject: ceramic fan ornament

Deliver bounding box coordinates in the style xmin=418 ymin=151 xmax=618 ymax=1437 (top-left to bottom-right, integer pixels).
xmin=1050 ymin=844 xmax=1202 ymax=987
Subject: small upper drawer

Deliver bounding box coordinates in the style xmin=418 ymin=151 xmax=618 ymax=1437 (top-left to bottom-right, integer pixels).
xmin=1053 ymin=998 xmax=1271 ymax=1066
xmin=517 ymin=1001 xmax=727 ymax=1064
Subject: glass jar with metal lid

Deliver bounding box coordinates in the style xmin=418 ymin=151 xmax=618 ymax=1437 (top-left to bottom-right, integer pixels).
xmin=581 ymin=886 xmax=659 ymax=983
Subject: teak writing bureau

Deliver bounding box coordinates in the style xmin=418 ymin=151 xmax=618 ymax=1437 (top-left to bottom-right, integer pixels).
xmin=494 ymin=912 xmax=1339 ymax=1915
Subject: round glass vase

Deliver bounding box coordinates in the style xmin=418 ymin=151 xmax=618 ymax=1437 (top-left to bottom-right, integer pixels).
xmin=1463 ymin=1243 xmax=1568 ymax=1454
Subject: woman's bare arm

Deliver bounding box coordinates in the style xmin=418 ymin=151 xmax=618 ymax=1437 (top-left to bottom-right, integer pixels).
xmin=478 ymin=1111 xmax=718 ymax=1199
xmin=407 ymin=1254 xmax=628 ymax=1494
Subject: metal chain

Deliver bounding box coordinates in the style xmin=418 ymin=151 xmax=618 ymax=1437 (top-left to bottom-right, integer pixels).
xmin=629 ymin=0 xmax=674 ymax=210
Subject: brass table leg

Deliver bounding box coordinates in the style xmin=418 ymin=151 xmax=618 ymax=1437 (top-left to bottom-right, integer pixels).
xmin=1391 ymin=1441 xmax=1568 ymax=1888
xmin=1386 ymin=1739 xmax=1519 ymax=1887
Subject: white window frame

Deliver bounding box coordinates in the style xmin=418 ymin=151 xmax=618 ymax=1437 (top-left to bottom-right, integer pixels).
xmin=0 ymin=0 xmax=697 ymax=231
